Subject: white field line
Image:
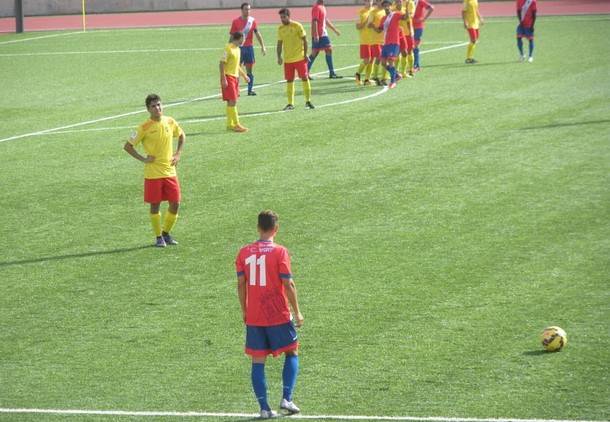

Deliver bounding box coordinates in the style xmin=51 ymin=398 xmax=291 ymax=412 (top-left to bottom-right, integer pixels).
xmin=0 ymin=42 xmax=462 ymax=57
xmin=0 ymin=408 xmax=604 ymax=422
xmin=0 ymin=42 xmax=466 ymax=143
xmin=0 ymin=31 xmax=81 ymax=45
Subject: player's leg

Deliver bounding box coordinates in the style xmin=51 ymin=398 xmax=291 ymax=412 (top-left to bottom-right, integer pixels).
xmin=516 ymin=25 xmax=525 ymax=60
xmin=308 ymin=44 xmax=320 ymax=71
xmin=398 ymin=35 xmax=408 ymax=77
xmin=323 ymin=38 xmax=341 ymax=78
xmin=413 ymin=28 xmax=423 ymax=70
xmin=465 ymin=28 xmax=478 ymax=63
xmin=297 ymin=60 xmax=314 ymax=109
xmin=246 ymin=326 xmax=274 ymax=418
xmin=161 ymin=178 xmax=180 ymax=245
xmin=527 ymin=28 xmax=535 ymax=62
xmin=145 ymin=179 xmax=164 ymax=247
xmin=246 ymin=63 xmax=255 ymax=95
xmin=281 ymin=350 xmax=300 ymax=414
xmin=284 ymin=63 xmax=296 ymax=110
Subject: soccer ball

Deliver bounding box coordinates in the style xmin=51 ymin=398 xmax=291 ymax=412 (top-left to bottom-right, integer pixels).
xmin=541 ymin=326 xmax=567 ymax=352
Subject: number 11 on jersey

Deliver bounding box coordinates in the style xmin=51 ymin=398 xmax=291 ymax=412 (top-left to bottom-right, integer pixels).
xmin=245 ymin=254 xmax=266 ymax=286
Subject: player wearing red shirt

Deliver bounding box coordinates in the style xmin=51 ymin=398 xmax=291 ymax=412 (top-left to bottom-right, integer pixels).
xmin=308 ymin=0 xmax=343 ymax=78
xmin=372 ymin=0 xmax=409 ymax=88
xmin=230 ymin=2 xmax=267 ymax=95
xmin=235 ymin=210 xmax=304 ymax=419
xmin=412 ymin=0 xmax=434 ymax=70
xmin=516 ymin=0 xmax=537 ymax=62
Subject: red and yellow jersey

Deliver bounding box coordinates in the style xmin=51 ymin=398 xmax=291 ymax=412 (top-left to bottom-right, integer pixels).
xmin=379 ymin=12 xmax=404 ymax=46
xmin=311 ymin=3 xmax=328 ymax=38
xmin=358 ymin=6 xmax=375 ymax=45
xmin=517 ymin=0 xmax=537 ymax=27
xmin=400 ymin=0 xmax=415 ymax=35
xmin=367 ymin=6 xmax=386 ymax=45
xmin=278 ymin=21 xmax=307 ymax=64
xmin=230 ymin=16 xmax=258 ymax=47
xmin=129 ymin=116 xmax=183 ymax=179
xmin=236 ymin=240 xmax=293 ymax=327
xmin=221 ymin=43 xmax=241 ymax=77
xmin=412 ymin=0 xmax=432 ymax=29
xmin=463 ymin=0 xmax=480 ymax=29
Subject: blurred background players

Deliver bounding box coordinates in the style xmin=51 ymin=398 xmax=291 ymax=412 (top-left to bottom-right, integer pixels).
xmin=220 ymin=32 xmax=251 ymax=132
xmin=230 ymin=2 xmax=267 ymax=96
xmin=277 ymin=8 xmax=315 ymax=110
xmin=308 ymin=0 xmax=343 ymax=78
xmin=355 ymin=0 xmax=375 ymax=86
xmin=516 ymin=0 xmax=537 ymax=62
xmin=235 ymin=210 xmax=304 ymax=419
xmin=396 ymin=0 xmax=416 ymax=78
xmin=123 ymin=94 xmax=185 ymax=247
xmin=372 ymin=0 xmax=410 ymax=89
xmin=462 ymin=0 xmax=484 ymax=64
xmin=412 ymin=0 xmax=434 ymax=71
xmin=368 ymin=0 xmax=387 ymax=85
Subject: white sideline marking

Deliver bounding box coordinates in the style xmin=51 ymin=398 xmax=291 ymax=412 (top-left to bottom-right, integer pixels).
xmin=0 ymin=408 xmax=604 ymax=422
xmin=0 ymin=31 xmax=80 ymax=45
xmin=0 ymin=43 xmax=466 ymax=143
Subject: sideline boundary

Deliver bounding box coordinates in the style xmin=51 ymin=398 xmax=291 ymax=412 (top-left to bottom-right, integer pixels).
xmin=0 ymin=407 xmax=604 ymax=422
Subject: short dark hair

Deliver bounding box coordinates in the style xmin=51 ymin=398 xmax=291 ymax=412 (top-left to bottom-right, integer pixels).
xmin=258 ymin=210 xmax=279 ymax=232
xmin=230 ymin=31 xmax=244 ymax=42
xmin=279 ymin=8 xmax=290 ymax=16
xmin=145 ymin=94 xmax=161 ymax=108
xmin=241 ymin=2 xmax=250 ymax=10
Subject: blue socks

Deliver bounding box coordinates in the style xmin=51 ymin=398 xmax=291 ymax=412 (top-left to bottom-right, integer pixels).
xmin=413 ymin=47 xmax=420 ymax=68
xmin=517 ymin=38 xmax=524 ymax=55
xmin=282 ymin=355 xmax=299 ymax=401
xmin=528 ymin=39 xmax=535 ymax=57
xmin=307 ymin=54 xmax=316 ymax=70
xmin=387 ymin=65 xmax=397 ymax=83
xmin=247 ymin=72 xmax=254 ymax=93
xmin=251 ymin=363 xmax=270 ymax=411
xmin=325 ymin=54 xmax=336 ymax=75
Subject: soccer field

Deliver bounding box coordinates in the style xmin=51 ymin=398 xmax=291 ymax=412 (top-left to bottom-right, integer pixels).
xmin=1 ymin=13 xmax=609 ymax=422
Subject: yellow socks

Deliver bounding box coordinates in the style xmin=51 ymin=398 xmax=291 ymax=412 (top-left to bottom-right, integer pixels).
xmin=399 ymin=55 xmax=407 ymax=75
xmin=467 ymin=43 xmax=476 ymax=60
xmin=302 ymin=79 xmax=312 ymax=102
xmin=365 ymin=62 xmax=373 ymax=80
xmin=287 ymin=81 xmax=295 ymax=105
xmin=163 ymin=211 xmax=178 ymax=234
xmin=408 ymin=52 xmax=415 ymax=73
xmin=150 ymin=212 xmax=162 ymax=237
xmin=226 ymin=105 xmax=238 ymax=128
xmin=357 ymin=61 xmax=367 ymax=75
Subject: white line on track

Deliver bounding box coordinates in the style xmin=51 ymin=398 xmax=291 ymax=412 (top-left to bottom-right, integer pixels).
xmin=0 ymin=31 xmax=81 ymax=45
xmin=0 ymin=408 xmax=604 ymax=422
xmin=0 ymin=42 xmax=467 ymax=143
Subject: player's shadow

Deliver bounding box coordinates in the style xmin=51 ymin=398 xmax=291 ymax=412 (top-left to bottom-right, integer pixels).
xmin=520 ymin=119 xmax=610 ymax=130
xmin=522 ymin=350 xmax=550 ymax=356
xmin=424 ymin=60 xmax=517 ymax=69
xmin=0 ymin=245 xmax=152 ymax=268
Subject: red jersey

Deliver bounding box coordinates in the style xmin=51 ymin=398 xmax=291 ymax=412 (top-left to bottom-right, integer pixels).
xmin=517 ymin=0 xmax=537 ymax=28
xmin=230 ymin=16 xmax=258 ymax=47
xmin=235 ymin=240 xmax=293 ymax=327
xmin=412 ymin=0 xmax=432 ymax=29
xmin=379 ymin=12 xmax=403 ymax=45
xmin=311 ymin=3 xmax=328 ymax=38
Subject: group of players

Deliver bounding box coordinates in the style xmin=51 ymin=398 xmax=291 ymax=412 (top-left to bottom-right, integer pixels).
xmin=123 ymin=0 xmax=538 ymax=418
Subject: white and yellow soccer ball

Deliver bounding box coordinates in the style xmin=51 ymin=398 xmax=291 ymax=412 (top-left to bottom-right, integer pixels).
xmin=541 ymin=326 xmax=567 ymax=352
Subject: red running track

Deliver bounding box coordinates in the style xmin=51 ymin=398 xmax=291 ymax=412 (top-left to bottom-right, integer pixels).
xmin=1 ymin=0 xmax=609 ymax=34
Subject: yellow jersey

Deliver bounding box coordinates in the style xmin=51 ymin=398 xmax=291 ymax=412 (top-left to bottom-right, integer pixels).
xmin=357 ymin=6 xmax=375 ymax=45
xmin=367 ymin=7 xmax=386 ymax=45
xmin=278 ymin=21 xmax=307 ymax=64
xmin=399 ymin=1 xmax=415 ymax=35
xmin=463 ymin=0 xmax=480 ymax=29
xmin=221 ymin=43 xmax=241 ymax=77
xmin=129 ymin=116 xmax=184 ymax=179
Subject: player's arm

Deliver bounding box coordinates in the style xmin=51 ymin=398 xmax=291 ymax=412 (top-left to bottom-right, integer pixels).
xmin=302 ymin=36 xmax=309 ymax=60
xmin=326 ymin=19 xmax=341 ymax=36
xmin=424 ymin=4 xmax=434 ymax=21
xmin=237 ymin=275 xmax=247 ymax=323
xmin=123 ymin=141 xmax=154 ymax=163
xmin=219 ymin=60 xmax=228 ymax=88
xmin=461 ymin=9 xmax=468 ymax=28
xmin=283 ymin=278 xmax=304 ymax=328
xmin=531 ymin=10 xmax=536 ymax=26
xmin=276 ymin=40 xmax=283 ymax=65
xmin=238 ymin=65 xmax=250 ymax=83
xmin=171 ymin=131 xmax=185 ymax=166
xmin=312 ymin=16 xmax=320 ymax=41
xmin=254 ymin=29 xmax=267 ymax=55
xmin=477 ymin=8 xmax=484 ymax=25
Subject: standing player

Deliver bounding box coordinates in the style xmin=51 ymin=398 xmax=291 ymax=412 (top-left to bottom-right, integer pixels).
xmin=230 ymin=2 xmax=267 ymax=96
xmin=235 ymin=210 xmax=304 ymax=419
xmin=397 ymin=0 xmax=416 ymax=78
xmin=277 ymin=8 xmax=315 ymax=111
xmin=372 ymin=0 xmax=409 ymax=89
xmin=516 ymin=0 xmax=537 ymax=62
xmin=368 ymin=0 xmax=387 ymax=85
xmin=462 ymin=0 xmax=484 ymax=64
xmin=123 ymin=94 xmax=185 ymax=248
xmin=220 ymin=32 xmax=251 ymax=133
xmin=412 ymin=0 xmax=434 ymax=71
xmin=355 ymin=0 xmax=375 ymax=86
xmin=308 ymin=0 xmax=343 ymax=78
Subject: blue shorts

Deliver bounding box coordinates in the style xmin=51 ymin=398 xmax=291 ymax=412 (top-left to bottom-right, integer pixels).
xmin=240 ymin=45 xmax=255 ymax=65
xmin=414 ymin=28 xmax=424 ymax=42
xmin=246 ymin=321 xmax=298 ymax=357
xmin=312 ymin=36 xmax=332 ymax=51
xmin=381 ymin=44 xmax=400 ymax=58
xmin=516 ymin=25 xmax=534 ymax=39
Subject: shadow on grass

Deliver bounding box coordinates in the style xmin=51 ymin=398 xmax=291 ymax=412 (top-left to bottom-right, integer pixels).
xmin=0 ymin=245 xmax=153 ymax=268
xmin=523 ymin=350 xmax=550 ymax=356
xmin=423 ymin=60 xmax=517 ymax=69
xmin=520 ymin=119 xmax=610 ymax=130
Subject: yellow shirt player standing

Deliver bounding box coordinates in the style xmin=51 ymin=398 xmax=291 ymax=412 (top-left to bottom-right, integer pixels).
xmin=277 ymin=8 xmax=314 ymax=110
xmin=367 ymin=0 xmax=387 ymax=85
xmin=124 ymin=94 xmax=185 ymax=248
xmin=398 ymin=0 xmax=415 ymax=77
xmin=220 ymin=31 xmax=250 ymax=132
xmin=355 ymin=0 xmax=375 ymax=85
xmin=462 ymin=0 xmax=484 ymax=63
